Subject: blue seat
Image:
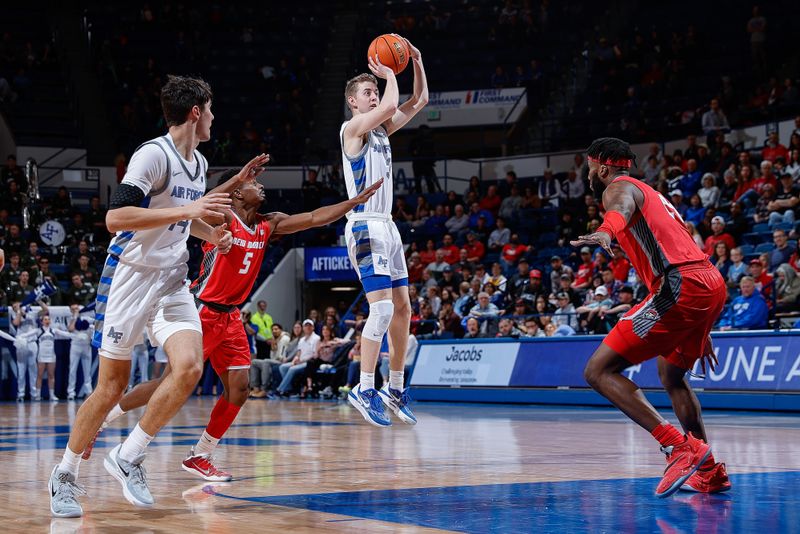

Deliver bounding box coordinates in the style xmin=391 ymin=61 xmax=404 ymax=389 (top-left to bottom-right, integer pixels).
xmin=738 ymin=244 xmax=754 ymax=255
xmin=755 ymin=243 xmax=775 ymax=254
xmin=753 ymin=223 xmax=770 ymax=233
xmin=742 ymin=233 xmax=765 ymax=245
xmin=774 ymin=222 xmax=794 ymax=232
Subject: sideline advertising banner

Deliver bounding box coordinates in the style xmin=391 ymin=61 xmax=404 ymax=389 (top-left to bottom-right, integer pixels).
xmin=400 ymin=88 xmax=527 ymax=128
xmin=411 ymin=333 xmax=800 ymax=393
xmin=304 ymin=247 xmax=358 ymax=282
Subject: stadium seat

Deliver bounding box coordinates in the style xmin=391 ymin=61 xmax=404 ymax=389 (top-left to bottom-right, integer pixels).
xmin=755 ymin=243 xmax=775 ymax=254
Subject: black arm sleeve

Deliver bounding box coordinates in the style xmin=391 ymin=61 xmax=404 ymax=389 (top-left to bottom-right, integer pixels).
xmin=109 ymin=184 xmax=146 ymax=210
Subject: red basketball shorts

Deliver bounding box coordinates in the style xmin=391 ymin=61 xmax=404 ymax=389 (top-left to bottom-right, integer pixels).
xmin=199 ymin=305 xmax=251 ymax=374
xmin=604 ymin=264 xmax=727 ymax=370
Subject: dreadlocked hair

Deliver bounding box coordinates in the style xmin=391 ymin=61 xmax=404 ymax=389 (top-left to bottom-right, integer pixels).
xmin=586 ymin=137 xmax=637 ymax=168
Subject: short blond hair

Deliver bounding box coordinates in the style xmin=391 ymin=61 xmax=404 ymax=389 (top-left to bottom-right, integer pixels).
xmin=344 ymin=73 xmax=378 ymax=109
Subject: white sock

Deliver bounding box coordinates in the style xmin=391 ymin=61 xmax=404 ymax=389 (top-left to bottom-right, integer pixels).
xmin=105 ymin=403 xmax=126 ymax=426
xmin=194 ymin=431 xmax=220 ymax=457
xmin=118 ymin=423 xmax=154 ymax=463
xmin=360 ymin=372 xmax=375 ymax=390
xmin=389 ymin=370 xmax=404 ymax=391
xmin=58 ymin=446 xmax=82 ymax=477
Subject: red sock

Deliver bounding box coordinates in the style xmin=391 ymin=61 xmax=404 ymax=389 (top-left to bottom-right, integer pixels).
xmin=651 ymin=423 xmax=685 ymax=448
xmin=205 ymin=396 xmax=242 ymax=439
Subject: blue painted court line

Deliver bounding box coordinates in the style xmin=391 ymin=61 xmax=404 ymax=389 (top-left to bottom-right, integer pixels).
xmin=214 ymin=471 xmax=800 ymax=533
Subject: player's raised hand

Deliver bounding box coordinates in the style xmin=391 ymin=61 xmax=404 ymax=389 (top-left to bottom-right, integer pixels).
xmin=234 ymin=153 xmax=270 ymax=183
xmin=212 ymin=223 xmax=233 ymax=254
xmin=186 ymin=193 xmax=232 ymax=221
xmin=368 ymin=55 xmax=394 ymax=80
xmin=352 ymin=178 xmax=384 ymax=205
xmin=570 ymin=232 xmax=614 ymax=258
xmin=399 ymin=36 xmax=421 ymax=60
xmin=0 ymin=247 xmax=5 ymax=272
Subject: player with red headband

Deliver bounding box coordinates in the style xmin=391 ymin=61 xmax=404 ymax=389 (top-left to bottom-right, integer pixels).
xmin=571 ymin=137 xmax=730 ymax=498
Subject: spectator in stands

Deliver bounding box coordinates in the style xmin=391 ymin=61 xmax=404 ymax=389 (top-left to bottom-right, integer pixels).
xmin=302 ymin=325 xmax=345 ymax=397
xmin=50 ymin=186 xmax=72 ymax=218
xmin=576 ymin=285 xmax=613 ymax=333
xmin=685 ymin=222 xmax=705 ymax=250
xmin=487 ymin=217 xmax=510 ymax=254
xmin=66 ymin=273 xmax=95 ymax=306
xmin=21 ymin=241 xmax=40 ymax=271
xmin=685 ymin=194 xmax=707 ymax=226
xmin=463 ymin=317 xmax=488 ymax=339
xmin=698 ymin=174 xmax=720 ymax=208
xmin=789 ymin=241 xmax=800 ymax=273
xmin=75 ymin=254 xmax=98 ymax=285
xmin=748 ymin=259 xmax=774 ymax=301
xmin=669 ymin=190 xmax=688 ymax=219
xmin=538 ymin=168 xmax=561 ymax=208
xmin=393 ymin=198 xmax=413 ymax=224
xmin=445 ymin=204 xmax=469 ymax=237
xmin=425 ymin=250 xmax=449 ymax=278
xmin=785 ymin=149 xmax=800 ymax=182
xmin=69 ymin=241 xmax=95 ymax=269
xmin=1 ymin=252 xmax=22 ymax=289
xmin=608 ymin=244 xmax=631 ymax=281
xmin=252 ymin=300 xmax=274 ymax=359
xmin=468 ymin=202 xmax=494 ymax=230
xmin=726 ymin=202 xmax=749 ymax=242
xmin=507 ymin=259 xmax=530 ymax=298
xmin=425 ymin=286 xmax=442 ymax=316
xmin=643 ymin=156 xmax=662 ymax=185
xmin=718 ymin=169 xmax=738 ymax=210
xmin=500 ymin=233 xmax=529 ymax=274
xmin=420 ymin=269 xmax=438 ymax=292
xmin=9 ymin=270 xmax=33 ymax=303
xmin=711 ymin=242 xmax=733 ymax=279
xmin=486 ymin=262 xmax=508 ymax=293
xmin=747 ymin=6 xmax=767 ymax=74
xmin=727 ymin=247 xmax=748 ymax=288
xmin=408 ymin=284 xmax=423 ymax=315
xmin=425 ymin=204 xmax=448 ymax=235
xmin=464 ymin=232 xmax=486 ymax=263
xmin=453 ymin=282 xmax=472 ymax=318
xmin=438 ymin=301 xmax=464 ymax=338
xmin=499 ymin=185 xmax=523 ymax=221
xmin=553 ymin=292 xmax=578 ymax=330
xmin=438 ymin=234 xmax=459 ymax=264
xmin=479 ymin=185 xmax=502 ymax=217
xmin=419 ymin=239 xmax=437 ymax=266
xmin=768 ymin=173 xmax=799 ymax=226
xmin=703 ymin=216 xmax=736 ymax=255
xmin=718 ymin=276 xmax=768 ymax=330
xmin=549 ymin=255 xmax=573 ymax=293
xmin=277 ymin=319 xmax=319 ymax=396
xmin=762 ymin=130 xmax=789 ymax=163
xmin=2 ymin=223 xmax=24 ymax=252
xmin=522 ymin=317 xmax=545 ymax=338
xmin=409 ymin=125 xmax=440 ymax=193
xmin=571 ymin=247 xmax=595 ymax=292
xmin=770 ymin=229 xmax=792 ymax=270
xmin=407 ymin=253 xmax=424 ymax=284
xmin=415 ymin=196 xmax=431 ymax=221
xmin=468 ymin=291 xmax=500 ymax=331
xmin=496 ymin=318 xmax=522 ymax=339
xmin=499 ymin=171 xmax=517 ymax=197
xmin=1 ymin=155 xmax=24 ymax=187
xmin=599 ymin=266 xmax=623 ymax=302
xmin=679 ymin=159 xmax=703 ymax=197
xmin=596 ymin=286 xmax=635 ymax=333
xmin=561 ymin=170 xmax=586 ymax=208
xmin=775 ymin=264 xmax=800 ymax=312
xmin=701 ymin=98 xmax=730 ymax=140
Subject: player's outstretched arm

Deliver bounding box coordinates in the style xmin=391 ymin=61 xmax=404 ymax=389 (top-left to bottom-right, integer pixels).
xmin=106 ymin=191 xmax=232 ymax=232
xmin=344 ymin=57 xmax=399 ymax=142
xmin=190 ymin=220 xmax=233 ymax=254
xmin=208 ymin=153 xmax=270 ymax=196
xmin=384 ymin=38 xmax=429 ymax=135
xmin=569 ymin=181 xmax=638 ymax=257
xmin=270 ymin=179 xmax=384 ymax=235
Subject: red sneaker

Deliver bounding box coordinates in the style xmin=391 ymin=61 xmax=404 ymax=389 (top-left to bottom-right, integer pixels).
xmin=681 ymin=462 xmax=731 ymax=493
xmin=81 ymin=426 xmax=104 ymax=460
xmin=655 ymin=432 xmax=712 ymax=498
xmin=182 ymin=450 xmax=232 ymax=482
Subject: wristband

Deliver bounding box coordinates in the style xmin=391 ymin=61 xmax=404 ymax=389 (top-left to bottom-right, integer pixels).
xmin=597 ymin=210 xmax=626 ymax=239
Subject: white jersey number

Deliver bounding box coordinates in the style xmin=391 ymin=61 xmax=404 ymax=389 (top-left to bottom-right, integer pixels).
xmin=658 ymin=194 xmax=686 ymax=224
xmin=239 ymin=252 xmax=254 ymax=274
xmin=168 ymin=220 xmax=190 ymax=234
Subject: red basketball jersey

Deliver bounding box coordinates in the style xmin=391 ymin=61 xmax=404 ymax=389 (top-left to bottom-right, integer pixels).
xmin=611 ymin=176 xmax=707 ymax=292
xmin=191 ymin=213 xmax=271 ymax=306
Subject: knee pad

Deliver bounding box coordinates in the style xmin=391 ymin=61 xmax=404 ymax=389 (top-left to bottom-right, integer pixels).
xmin=362 ymin=299 xmax=394 ymax=342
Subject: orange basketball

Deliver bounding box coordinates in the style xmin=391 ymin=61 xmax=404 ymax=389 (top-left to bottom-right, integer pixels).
xmin=368 ymin=34 xmax=410 ymax=75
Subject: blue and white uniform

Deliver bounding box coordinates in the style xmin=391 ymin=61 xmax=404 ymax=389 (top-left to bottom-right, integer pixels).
xmin=340 ymin=121 xmax=408 ymax=292
xmin=94 ymin=133 xmax=205 ymax=359
xmin=11 ymin=307 xmax=38 ymax=398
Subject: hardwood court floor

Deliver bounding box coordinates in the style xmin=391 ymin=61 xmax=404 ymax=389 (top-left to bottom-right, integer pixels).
xmin=1 ymin=397 xmax=798 ymax=533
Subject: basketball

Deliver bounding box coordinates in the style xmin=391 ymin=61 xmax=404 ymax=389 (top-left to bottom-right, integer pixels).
xmin=368 ymin=34 xmax=409 ymax=75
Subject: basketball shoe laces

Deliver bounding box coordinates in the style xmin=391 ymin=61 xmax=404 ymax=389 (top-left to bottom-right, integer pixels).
xmin=125 ymin=455 xmax=149 ymax=488
xmin=363 ymin=389 xmax=386 ymax=413
xmin=54 ymin=472 xmax=87 ymax=504
xmin=392 ymin=388 xmax=412 ymax=407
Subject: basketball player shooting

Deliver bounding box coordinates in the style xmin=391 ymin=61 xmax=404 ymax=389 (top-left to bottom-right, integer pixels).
xmin=82 ymin=170 xmax=385 ymax=482
xmin=571 ymin=137 xmax=731 ymax=498
xmin=341 ymin=37 xmax=428 ymax=427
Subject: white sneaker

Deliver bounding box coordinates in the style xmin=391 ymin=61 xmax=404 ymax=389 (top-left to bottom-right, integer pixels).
xmin=378 ymin=384 xmax=418 ymax=425
xmin=104 ymin=444 xmax=154 ymax=507
xmin=49 ymin=465 xmax=85 ymax=518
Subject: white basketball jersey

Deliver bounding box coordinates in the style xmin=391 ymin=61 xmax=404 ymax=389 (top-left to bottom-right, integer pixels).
xmin=109 ymin=134 xmax=208 ymax=268
xmin=340 ymin=121 xmax=392 ymax=218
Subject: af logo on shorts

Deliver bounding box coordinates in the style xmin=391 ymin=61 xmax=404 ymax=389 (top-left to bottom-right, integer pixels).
xmin=107 ymin=327 xmax=124 ymax=344
xmin=377 ymin=256 xmax=389 ymax=269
